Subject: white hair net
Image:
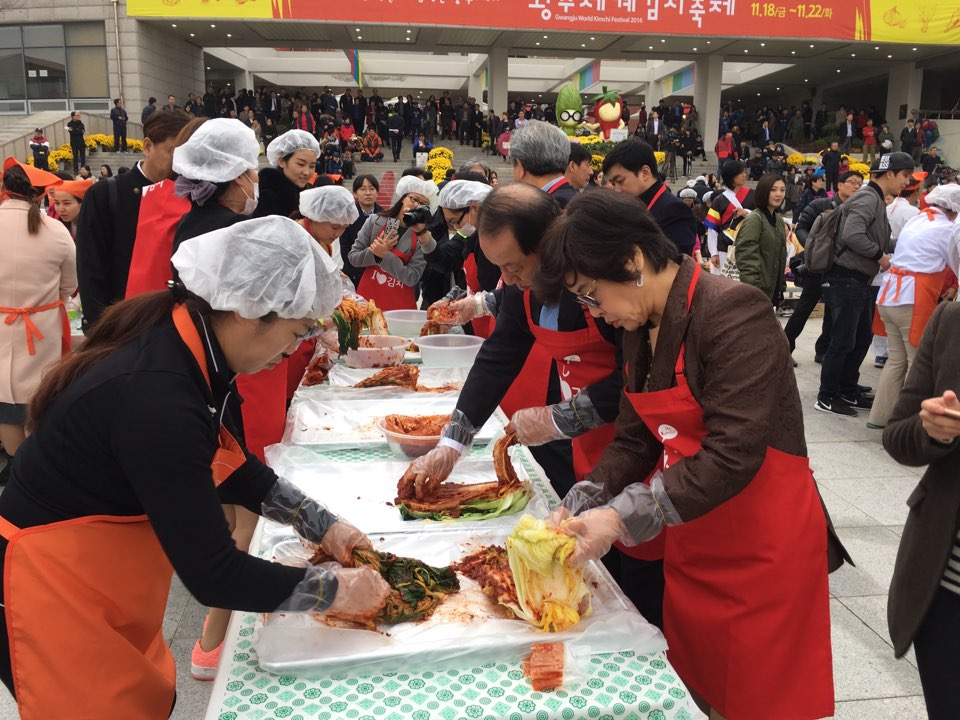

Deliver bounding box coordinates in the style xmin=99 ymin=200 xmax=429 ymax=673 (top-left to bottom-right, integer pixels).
xmin=925 ymin=184 xmax=960 ymax=214
xmin=299 ymin=186 xmax=360 ymax=225
xmin=393 ymin=176 xmax=440 ymax=212
xmin=439 ymin=180 xmax=492 ymax=210
xmin=172 ymin=216 xmax=341 ymax=320
xmin=172 ymin=119 xmax=260 ymax=182
xmin=678 ymin=188 xmax=697 ymax=199
xmin=266 ymin=129 xmax=321 ymax=168
xmin=702 ymin=191 xmax=713 ymax=204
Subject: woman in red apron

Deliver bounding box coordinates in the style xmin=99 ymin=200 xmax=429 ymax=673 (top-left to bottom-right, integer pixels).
xmin=349 ymin=184 xmax=435 ymax=311
xmin=541 ymin=190 xmax=847 ymax=719
xmin=0 ymin=217 xmax=382 ymax=717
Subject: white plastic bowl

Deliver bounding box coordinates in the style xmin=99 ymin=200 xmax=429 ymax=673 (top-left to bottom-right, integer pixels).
xmin=416 ymin=334 xmax=484 ymax=368
xmin=383 ymin=309 xmax=428 ymax=339
xmin=345 ymin=335 xmax=408 ymax=368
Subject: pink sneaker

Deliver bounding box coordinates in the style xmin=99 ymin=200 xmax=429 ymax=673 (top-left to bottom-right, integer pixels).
xmin=190 ymin=638 xmax=223 ymax=680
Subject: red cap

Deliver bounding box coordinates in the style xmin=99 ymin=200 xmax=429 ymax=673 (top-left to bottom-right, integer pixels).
xmin=3 ymin=156 xmax=64 ymax=189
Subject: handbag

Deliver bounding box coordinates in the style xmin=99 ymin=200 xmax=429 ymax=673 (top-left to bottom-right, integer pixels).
xmin=720 ymin=242 xmax=740 ymax=281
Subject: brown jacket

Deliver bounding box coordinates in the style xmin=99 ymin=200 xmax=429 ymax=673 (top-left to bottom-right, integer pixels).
xmin=884 ymin=301 xmax=960 ymax=657
xmin=587 ymin=257 xmax=850 ymax=570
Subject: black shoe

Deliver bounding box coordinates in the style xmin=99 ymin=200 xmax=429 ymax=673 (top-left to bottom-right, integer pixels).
xmin=840 ymin=392 xmax=874 ymax=409
xmin=857 ymin=384 xmax=873 ymax=394
xmin=814 ymin=354 xmax=823 ymax=364
xmin=815 ymin=397 xmax=858 ymax=416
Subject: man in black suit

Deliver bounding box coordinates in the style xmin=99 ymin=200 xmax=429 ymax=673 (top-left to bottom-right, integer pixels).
xmin=601 ymin=139 xmax=697 ymax=255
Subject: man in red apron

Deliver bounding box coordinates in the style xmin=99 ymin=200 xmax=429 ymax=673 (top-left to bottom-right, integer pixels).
xmin=400 ymin=183 xmax=622 ymax=502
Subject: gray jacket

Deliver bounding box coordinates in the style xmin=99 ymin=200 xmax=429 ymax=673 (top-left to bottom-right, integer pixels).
xmin=347 ymin=213 xmax=427 ymax=287
xmin=834 ymin=181 xmax=889 ymax=279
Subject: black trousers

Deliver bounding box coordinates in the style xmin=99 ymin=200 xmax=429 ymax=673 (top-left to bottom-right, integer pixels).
xmin=913 ymin=586 xmax=960 ymax=720
xmin=71 ymin=141 xmax=86 ymax=174
xmin=784 ymin=272 xmax=832 ymax=356
xmin=113 ymin=125 xmax=127 ymax=151
xmin=819 ymin=273 xmax=873 ymax=398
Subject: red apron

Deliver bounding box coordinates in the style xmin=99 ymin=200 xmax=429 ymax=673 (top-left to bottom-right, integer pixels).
xmin=236 ymin=364 xmax=287 ymax=463
xmin=0 ymin=305 xmax=246 ymax=719
xmin=497 ymin=177 xmax=572 ymax=416
xmin=463 ymin=253 xmax=496 ymax=339
xmin=522 ymin=292 xmax=617 ymax=481
xmin=356 ymin=232 xmax=418 ymax=311
xmin=624 ymin=265 xmax=833 ymax=719
xmin=1 ymin=301 xmax=70 ymax=357
xmin=125 ymin=180 xmax=191 ymax=298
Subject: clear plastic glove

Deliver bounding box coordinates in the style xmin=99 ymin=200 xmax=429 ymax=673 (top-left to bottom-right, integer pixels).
xmin=318 ymin=325 xmax=340 ymax=353
xmin=398 ymin=444 xmax=463 ymax=500
xmin=428 ymin=295 xmax=484 ymax=327
xmin=322 ymin=566 xmax=392 ymax=622
xmin=262 ymin=477 xmax=338 ymax=545
xmin=559 ymin=507 xmax=627 ymax=566
xmin=319 ymin=520 xmax=372 ymax=566
xmin=545 ymin=506 xmax=570 ymax=529
xmin=507 ymin=406 xmax=568 ymax=447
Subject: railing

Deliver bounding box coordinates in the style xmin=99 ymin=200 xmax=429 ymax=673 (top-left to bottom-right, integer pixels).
xmin=917 ymin=109 xmax=960 ymax=121
xmin=0 ymin=112 xmax=143 ymax=168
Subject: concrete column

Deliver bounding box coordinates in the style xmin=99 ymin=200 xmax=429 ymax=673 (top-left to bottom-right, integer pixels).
xmin=885 ymin=62 xmax=922 ymax=128
xmin=487 ymin=48 xmax=508 ymax=118
xmin=235 ymin=70 xmax=254 ymax=94
xmin=693 ymin=55 xmax=723 ymax=150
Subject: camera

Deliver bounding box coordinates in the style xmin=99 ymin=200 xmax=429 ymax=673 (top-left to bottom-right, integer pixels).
xmin=403 ymin=206 xmax=433 ymax=226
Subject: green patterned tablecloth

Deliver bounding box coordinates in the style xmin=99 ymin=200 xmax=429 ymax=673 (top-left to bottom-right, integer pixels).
xmin=208 ymin=610 xmax=701 ymax=720
xmin=206 ymin=395 xmax=705 ymax=720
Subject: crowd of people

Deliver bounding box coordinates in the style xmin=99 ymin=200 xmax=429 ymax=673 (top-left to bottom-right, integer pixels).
xmin=2 ymin=82 xmax=960 ymax=719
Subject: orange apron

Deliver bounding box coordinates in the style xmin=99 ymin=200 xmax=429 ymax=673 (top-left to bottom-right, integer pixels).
xmin=624 ymin=265 xmax=833 ymax=719
xmin=0 ymin=304 xmax=246 ymax=719
xmin=522 ymin=292 xmax=617 ymax=482
xmin=356 ymin=231 xmax=418 ymax=311
xmin=872 ymin=265 xmax=948 ymax=348
xmin=0 ymin=301 xmax=70 ymax=357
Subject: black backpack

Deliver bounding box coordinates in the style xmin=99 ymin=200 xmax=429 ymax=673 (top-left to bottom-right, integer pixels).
xmin=803 ymin=204 xmax=847 ymax=274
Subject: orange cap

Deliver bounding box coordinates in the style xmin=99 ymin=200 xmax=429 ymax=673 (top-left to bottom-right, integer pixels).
xmin=2 ymin=156 xmax=63 ymax=189
xmin=905 ymin=171 xmax=927 ymax=191
xmin=55 ymin=179 xmax=95 ymax=200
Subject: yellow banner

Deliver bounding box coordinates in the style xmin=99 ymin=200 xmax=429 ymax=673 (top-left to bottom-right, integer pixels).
xmin=867 ymin=0 xmax=960 ymax=43
xmin=127 ymin=0 xmax=271 ymax=19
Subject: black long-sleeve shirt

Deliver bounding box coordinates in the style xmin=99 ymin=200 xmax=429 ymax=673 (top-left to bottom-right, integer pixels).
xmin=0 ymin=313 xmax=305 ymax=612
xmin=640 ymin=180 xmax=697 ymax=256
xmin=254 ymin=167 xmax=302 ymax=220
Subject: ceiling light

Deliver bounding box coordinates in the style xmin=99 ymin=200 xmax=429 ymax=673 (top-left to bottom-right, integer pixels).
xmin=590 ymin=36 xmax=595 ymax=40
xmin=760 ymin=42 xmax=765 ymax=47
xmin=406 ymin=29 xmax=412 ymax=34
xmin=661 ymin=38 xmax=666 ymax=43
xmin=581 ymin=43 xmax=586 ymax=47
xmin=357 ymin=35 xmax=362 ymax=39
xmin=804 ymin=78 xmax=809 ymax=82
xmin=776 ymin=87 xmax=780 ymax=90
xmin=206 ymin=66 xmax=210 ymax=70
xmin=210 ymin=24 xmax=216 ymax=28
xmin=875 ymin=46 xmax=880 ymax=50
xmin=536 ymin=41 xmax=540 ymax=46
xmin=850 ymin=53 xmax=855 ymax=57
xmin=356 ymin=27 xmax=361 ymax=31
xmin=692 ymin=47 xmax=697 ymax=51
xmin=744 ymin=49 xmax=749 ymax=53
xmin=538 ymin=93 xmax=542 ymax=97
xmin=171 ymin=23 xmax=177 ymax=28
xmin=189 ymin=33 xmax=195 ymax=37
xmin=706 ymin=41 xmax=711 ymax=44
xmin=836 ymin=69 xmax=841 ymax=73
xmin=648 ymin=45 xmax=653 ymax=50
xmin=543 ymin=34 xmax=548 ymax=38
xmin=406 ymin=37 xmax=411 ymax=41
xmin=791 ymin=51 xmax=796 ymax=55
xmin=756 ymin=92 xmax=761 ymax=96
xmin=809 ymin=43 xmax=815 ymax=48
xmin=912 ymin=47 xmax=917 ymax=51
xmin=226 ymin=33 xmax=232 ymax=38
xmin=887 ymin=54 xmax=893 ymax=58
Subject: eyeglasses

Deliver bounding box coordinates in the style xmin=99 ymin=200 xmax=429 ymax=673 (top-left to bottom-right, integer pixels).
xmin=298 ymin=322 xmax=326 ymax=342
xmin=575 ymin=279 xmax=601 ymax=308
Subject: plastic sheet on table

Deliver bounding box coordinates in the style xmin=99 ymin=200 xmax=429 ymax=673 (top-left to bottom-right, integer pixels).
xmin=265 ymin=448 xmax=547 ymax=534
xmin=326 ymin=365 xmax=470 ymax=390
xmin=254 ymin=525 xmax=667 ymax=676
xmin=283 ymin=395 xmax=503 ymax=449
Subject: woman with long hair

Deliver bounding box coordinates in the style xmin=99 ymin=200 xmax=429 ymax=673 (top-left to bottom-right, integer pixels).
xmin=734 ymin=174 xmax=789 ymax=303
xmin=0 ymin=160 xmax=76 ymax=484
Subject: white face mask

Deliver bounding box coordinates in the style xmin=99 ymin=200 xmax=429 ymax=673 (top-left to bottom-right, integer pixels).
xmin=239 ymin=177 xmax=259 ymax=216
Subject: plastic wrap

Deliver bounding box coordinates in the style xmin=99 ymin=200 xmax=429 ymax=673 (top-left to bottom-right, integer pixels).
xmin=254 ymin=525 xmax=667 ymax=676
xmin=263 ymin=449 xmax=548 ymax=534
xmin=283 ymin=395 xmax=504 ymax=449
xmin=327 ymin=365 xmax=469 ymax=389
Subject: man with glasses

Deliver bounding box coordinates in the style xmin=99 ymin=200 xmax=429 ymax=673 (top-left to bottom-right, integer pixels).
xmin=784 ymin=171 xmax=864 ymax=364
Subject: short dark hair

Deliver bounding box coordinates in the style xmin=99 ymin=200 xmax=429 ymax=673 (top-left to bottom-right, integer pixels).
xmin=401 ymin=166 xmax=425 ymax=178
xmin=453 ymin=170 xmax=489 ymax=184
xmin=477 ymin=184 xmax=560 ymax=256
xmin=536 ymin=190 xmax=679 ymax=304
xmin=720 ymin=159 xmax=745 ymax=188
xmin=568 ymin=142 xmax=591 ymax=166
xmin=754 ymin=174 xmax=786 ymax=210
xmin=837 ymin=171 xmax=861 ymax=184
xmin=352 ymin=174 xmax=379 ymax=192
xmin=113 ymin=98 xmax=121 ymax=105
xmin=601 ymin=139 xmax=657 ymax=176
xmin=148 ymin=97 xmax=157 ymax=105
xmin=143 ymin=109 xmax=191 ymax=144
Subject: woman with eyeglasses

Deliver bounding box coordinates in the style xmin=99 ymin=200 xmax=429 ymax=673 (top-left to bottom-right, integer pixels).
xmin=348 ymin=178 xmax=437 ymax=310
xmin=538 ymin=190 xmax=850 ymax=720
xmin=0 ymin=217 xmax=383 ymax=717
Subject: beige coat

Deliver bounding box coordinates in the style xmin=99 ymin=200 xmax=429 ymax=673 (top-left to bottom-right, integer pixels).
xmin=0 ymin=200 xmax=77 ymax=405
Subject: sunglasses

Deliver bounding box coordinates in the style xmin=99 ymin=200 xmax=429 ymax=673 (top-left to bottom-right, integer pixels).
xmin=575 ymin=279 xmax=601 ymax=308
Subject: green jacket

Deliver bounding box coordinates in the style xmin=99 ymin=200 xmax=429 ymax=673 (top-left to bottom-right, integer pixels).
xmin=735 ymin=209 xmax=787 ymax=301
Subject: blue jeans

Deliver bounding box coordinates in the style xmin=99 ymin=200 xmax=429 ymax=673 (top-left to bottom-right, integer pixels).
xmin=819 ymin=273 xmax=874 ymax=398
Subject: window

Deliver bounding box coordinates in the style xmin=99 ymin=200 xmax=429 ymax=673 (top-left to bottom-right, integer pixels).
xmin=25 ymin=46 xmax=67 ymax=99
xmin=65 ymin=22 xmax=106 ymax=47
xmin=22 ymin=25 xmax=63 ymax=48
xmin=66 ymin=46 xmax=108 ymax=98
xmin=0 ymin=49 xmax=25 ymax=99
xmin=0 ymin=26 xmax=22 ymax=49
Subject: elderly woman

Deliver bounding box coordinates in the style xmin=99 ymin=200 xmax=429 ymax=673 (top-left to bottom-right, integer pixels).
xmin=348 ymin=177 xmax=437 ymax=310
xmin=0 ymin=160 xmax=76 ymax=483
xmin=256 ymin=129 xmax=321 ymax=219
xmin=538 ymin=190 xmax=848 ymax=720
xmin=0 ymin=216 xmax=385 ymax=716
xmin=733 ymin=173 xmax=788 ymax=304
xmin=884 ymin=301 xmax=960 ymax=720
xmin=867 ymin=184 xmax=960 ymax=429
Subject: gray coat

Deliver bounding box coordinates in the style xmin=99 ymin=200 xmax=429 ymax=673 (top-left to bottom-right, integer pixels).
xmin=347 ymin=213 xmax=427 ymax=287
xmin=884 ymin=301 xmax=960 ymax=656
xmin=834 ymin=181 xmax=889 ymax=278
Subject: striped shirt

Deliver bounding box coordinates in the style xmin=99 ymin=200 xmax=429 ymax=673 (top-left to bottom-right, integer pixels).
xmin=941 ymin=530 xmax=960 ymax=595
